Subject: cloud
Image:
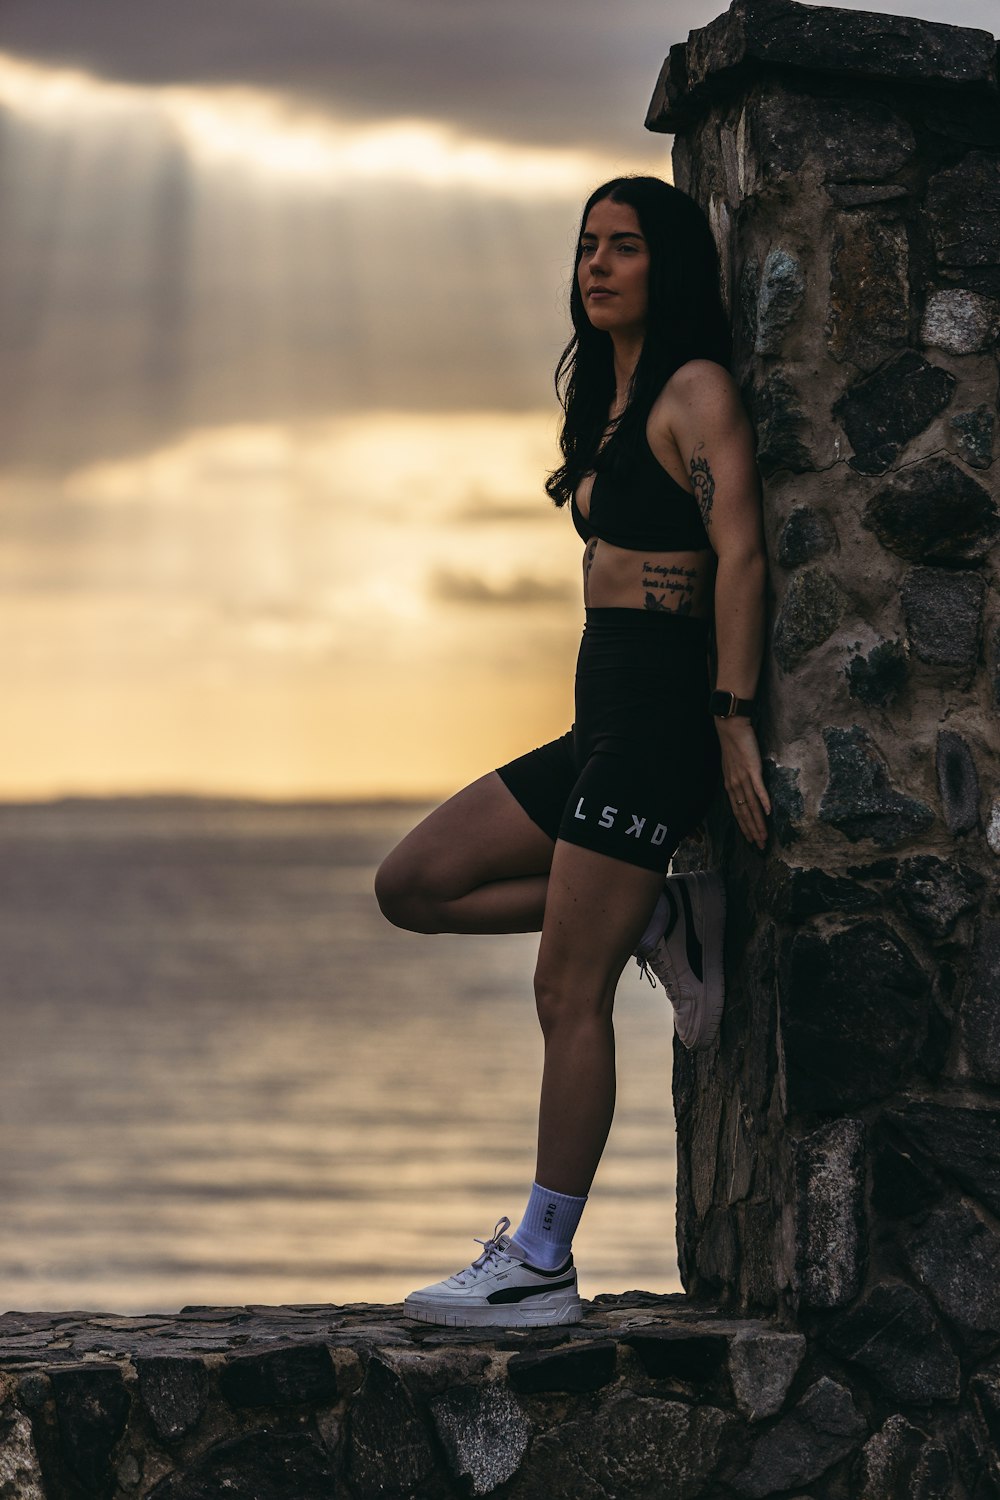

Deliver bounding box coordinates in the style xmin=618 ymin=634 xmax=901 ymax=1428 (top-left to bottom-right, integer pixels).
xmin=4 ymin=0 xmax=993 ymax=168
xmin=431 ymin=567 xmax=574 ymax=607
xmin=0 ymin=0 xmax=691 ymax=156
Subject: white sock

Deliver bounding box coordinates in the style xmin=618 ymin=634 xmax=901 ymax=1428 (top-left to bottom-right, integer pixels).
xmin=636 ymin=889 xmax=672 ymax=956
xmin=509 ymin=1181 xmax=587 ymax=1270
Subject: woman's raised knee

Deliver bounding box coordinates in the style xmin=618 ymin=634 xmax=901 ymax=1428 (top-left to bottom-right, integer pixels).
xmin=374 ymin=852 xmax=441 ymax=933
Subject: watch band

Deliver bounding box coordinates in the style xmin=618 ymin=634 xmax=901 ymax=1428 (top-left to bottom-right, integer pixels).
xmin=709 ymin=689 xmax=756 ymax=718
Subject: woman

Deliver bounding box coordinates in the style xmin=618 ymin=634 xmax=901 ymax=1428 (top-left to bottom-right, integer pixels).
xmin=375 ymin=175 xmax=769 ymax=1328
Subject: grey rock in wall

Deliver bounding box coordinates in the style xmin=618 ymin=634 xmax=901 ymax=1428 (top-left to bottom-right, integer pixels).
xmin=921 ymin=288 xmax=1000 ymax=352
xmin=826 ymin=216 xmax=909 ymax=369
xmin=863 ymin=457 xmax=999 ymax=565
xmin=902 ymin=567 xmax=985 ymax=672
xmin=821 ymin=1281 xmax=960 ymax=1402
xmin=833 ymin=351 xmax=956 ymax=473
xmin=772 ymin=567 xmax=845 ymax=670
xmin=819 ymin=726 xmax=934 ymax=848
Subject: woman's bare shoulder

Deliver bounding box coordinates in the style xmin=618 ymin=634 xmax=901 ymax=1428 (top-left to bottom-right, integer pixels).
xmin=650 ymin=360 xmax=748 ymax=436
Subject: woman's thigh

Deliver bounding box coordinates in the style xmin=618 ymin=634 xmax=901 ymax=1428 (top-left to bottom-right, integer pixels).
xmin=376 ymin=771 xmax=556 ymax=908
xmin=534 ymin=840 xmax=664 ymax=1019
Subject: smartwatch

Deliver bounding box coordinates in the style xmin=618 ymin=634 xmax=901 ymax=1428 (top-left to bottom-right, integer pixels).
xmin=709 ymin=689 xmax=756 ymax=719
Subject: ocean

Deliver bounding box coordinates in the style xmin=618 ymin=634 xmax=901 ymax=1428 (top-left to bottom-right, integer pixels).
xmin=0 ymin=798 xmax=681 ymax=1314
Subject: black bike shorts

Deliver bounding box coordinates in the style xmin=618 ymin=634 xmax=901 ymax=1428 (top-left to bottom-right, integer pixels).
xmin=495 ymin=607 xmax=721 ymax=874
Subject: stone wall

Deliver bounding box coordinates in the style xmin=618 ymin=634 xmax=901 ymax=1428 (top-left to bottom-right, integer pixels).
xmin=0 ymin=1300 xmax=868 ymax=1499
xmin=648 ymin=0 xmax=1000 ymax=1488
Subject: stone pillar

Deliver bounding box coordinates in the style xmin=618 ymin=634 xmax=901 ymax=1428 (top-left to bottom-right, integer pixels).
xmin=650 ymin=0 xmax=1000 ymax=1390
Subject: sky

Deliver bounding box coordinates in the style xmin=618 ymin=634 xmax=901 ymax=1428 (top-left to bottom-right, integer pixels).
xmin=2 ymin=0 xmax=997 ymax=800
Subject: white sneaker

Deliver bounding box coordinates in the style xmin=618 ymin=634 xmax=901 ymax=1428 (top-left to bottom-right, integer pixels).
xmin=637 ymin=870 xmax=726 ymax=1050
xmin=403 ymin=1215 xmax=583 ymax=1328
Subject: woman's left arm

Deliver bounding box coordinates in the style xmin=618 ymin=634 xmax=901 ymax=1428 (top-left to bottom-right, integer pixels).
xmin=654 ymin=361 xmax=771 ymax=849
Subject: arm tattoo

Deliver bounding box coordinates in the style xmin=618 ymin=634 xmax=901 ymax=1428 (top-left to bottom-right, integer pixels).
xmin=642 ymin=560 xmax=697 ymax=615
xmin=690 ymin=442 xmax=715 ymax=530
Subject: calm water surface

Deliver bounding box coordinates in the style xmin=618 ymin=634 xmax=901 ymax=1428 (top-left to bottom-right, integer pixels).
xmin=0 ymin=799 xmax=681 ymax=1314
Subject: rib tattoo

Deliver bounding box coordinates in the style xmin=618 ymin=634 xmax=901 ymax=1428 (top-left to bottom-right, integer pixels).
xmin=583 ymin=538 xmax=598 ymax=605
xmin=642 ymin=560 xmax=697 ymax=615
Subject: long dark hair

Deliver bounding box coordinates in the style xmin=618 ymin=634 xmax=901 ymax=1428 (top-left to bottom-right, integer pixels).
xmin=546 ymin=176 xmax=732 ymax=508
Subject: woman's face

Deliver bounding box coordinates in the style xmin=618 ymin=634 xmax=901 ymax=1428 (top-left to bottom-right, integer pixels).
xmin=577 ymin=197 xmax=650 ymax=338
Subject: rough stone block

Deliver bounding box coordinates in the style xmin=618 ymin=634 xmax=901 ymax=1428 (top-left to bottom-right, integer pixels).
xmin=727 ymin=1329 xmax=806 ymax=1421
xmin=731 ymin=1377 xmax=867 ymax=1498
xmin=0 ymin=1410 xmax=44 ymax=1500
xmin=970 ymin=1366 xmax=1000 ymax=1457
xmin=905 ymin=1200 xmax=1000 ymax=1356
xmin=894 ymin=853 xmax=982 ymax=939
xmin=862 ymin=456 xmax=999 ymax=565
xmin=834 ymin=351 xmax=956 ymax=474
xmin=794 ymin=1119 xmax=865 ymax=1309
xmin=772 ymin=567 xmax=845 ymax=670
xmin=747 ymin=371 xmax=813 ymax=472
xmin=827 ymin=217 xmax=909 ymax=369
xmin=822 ymin=1282 xmax=960 ymax=1401
xmin=622 ymin=1325 xmax=731 ymax=1382
xmin=885 ymin=1101 xmax=1000 ymax=1218
xmin=926 ymin=150 xmax=1000 ymax=273
xmin=135 ymin=1356 xmax=207 ymax=1443
xmin=858 ymin=1414 xmax=953 ymax=1500
xmin=828 ymin=183 xmax=911 ymax=207
xmin=772 ymin=865 xmax=879 ymax=921
xmin=506 ymin=1339 xmax=616 ymax=1394
xmin=902 ymin=1199 xmax=1000 ymax=1350
xmin=17 ymin=1375 xmax=50 ymax=1413
xmin=755 ymin=248 xmax=805 ymax=354
xmin=935 ymin=729 xmax=980 ymax=834
xmin=48 ymin=1365 xmax=131 ymax=1494
xmin=846 ymin=639 xmax=908 ymax=708
xmin=957 ymin=920 xmax=1000 ymax=1085
xmin=776 ymin=506 xmax=837 ymax=568
xmin=989 ymin=798 xmax=1000 ymax=855
xmin=950 ymin=405 xmax=995 ymax=468
xmin=763 ymin=761 xmax=804 ymax=845
xmin=429 ymin=1383 xmax=530 ymax=1497
xmin=748 ymin=91 xmax=916 ymax=185
xmin=346 ymin=1355 xmax=437 ymax=1496
xmin=779 ymin=920 xmax=930 ymax=1111
xmin=902 ymin=566 xmax=985 ymax=670
xmin=921 ymin=288 xmax=1000 ymax=352
xmin=871 ymin=1118 xmax=947 ymax=1219
xmin=509 ymin=1390 xmax=733 ymax=1500
xmin=647 ymin=0 xmax=998 ymax=132
xmin=219 ymin=1343 xmax=337 ymax=1409
xmin=147 ymin=1432 xmax=337 ymax=1500
xmin=819 ymin=726 xmax=934 ymax=849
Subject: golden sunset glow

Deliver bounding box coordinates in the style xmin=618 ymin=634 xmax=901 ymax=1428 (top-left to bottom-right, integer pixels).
xmin=4 ymin=413 xmax=581 ymax=798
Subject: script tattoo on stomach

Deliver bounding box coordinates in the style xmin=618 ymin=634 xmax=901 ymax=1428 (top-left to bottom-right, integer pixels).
xmin=690 ymin=442 xmax=715 ymax=529
xmin=642 ymin=560 xmax=698 ymax=614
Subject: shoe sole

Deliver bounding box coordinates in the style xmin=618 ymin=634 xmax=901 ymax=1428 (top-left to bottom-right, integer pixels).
xmin=402 ymin=1295 xmax=583 ymax=1328
xmin=684 ymin=871 xmax=726 ymax=1051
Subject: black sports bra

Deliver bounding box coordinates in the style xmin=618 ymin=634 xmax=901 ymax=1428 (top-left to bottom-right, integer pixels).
xmin=571 ymin=433 xmax=712 ymax=552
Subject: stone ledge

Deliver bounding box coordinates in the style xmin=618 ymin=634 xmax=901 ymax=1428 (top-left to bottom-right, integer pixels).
xmin=646 ymin=0 xmax=1000 ymax=132
xmin=0 ymin=1295 xmax=882 ymax=1499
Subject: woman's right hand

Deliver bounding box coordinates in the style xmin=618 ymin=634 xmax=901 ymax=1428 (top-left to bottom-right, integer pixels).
xmin=716 ymin=718 xmax=770 ymax=850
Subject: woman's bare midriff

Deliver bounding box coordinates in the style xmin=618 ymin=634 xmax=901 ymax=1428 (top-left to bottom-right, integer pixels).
xmin=581 ymin=537 xmax=716 ymax=613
